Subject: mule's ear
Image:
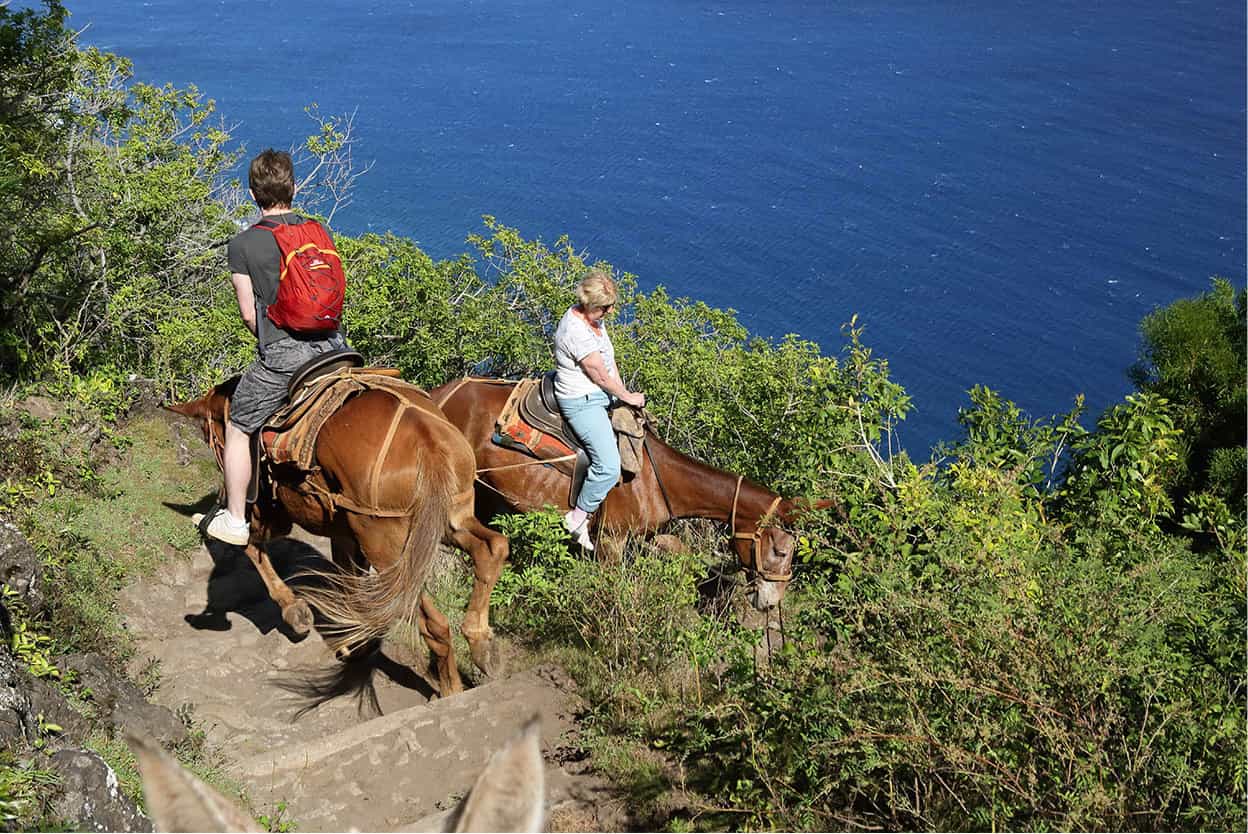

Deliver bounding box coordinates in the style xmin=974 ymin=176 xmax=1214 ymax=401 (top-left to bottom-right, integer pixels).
xmin=778 ymin=497 xmax=834 ymax=523
xmin=162 ymin=398 xmax=204 ymax=419
xmin=126 ymin=732 xmax=261 ymax=833
xmin=452 ymin=714 xmax=545 ymax=833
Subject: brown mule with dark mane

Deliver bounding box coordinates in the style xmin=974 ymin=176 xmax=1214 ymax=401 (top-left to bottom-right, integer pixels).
xmin=166 ymin=375 xmax=510 ymax=695
xmin=433 ymin=378 xmax=821 ymax=611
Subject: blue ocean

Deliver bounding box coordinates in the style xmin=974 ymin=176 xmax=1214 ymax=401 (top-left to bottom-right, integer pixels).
xmin=65 ymin=0 xmax=1246 ymax=454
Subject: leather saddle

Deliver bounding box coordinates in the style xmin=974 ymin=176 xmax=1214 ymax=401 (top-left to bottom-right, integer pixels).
xmin=518 ymin=372 xmax=582 ymax=451
xmin=288 ymin=349 xmax=365 ymax=397
xmin=247 ymin=349 xmax=364 ymax=503
xmin=516 ymin=372 xmax=592 ymax=507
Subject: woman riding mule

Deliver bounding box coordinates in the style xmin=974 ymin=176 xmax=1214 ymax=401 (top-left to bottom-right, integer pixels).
xmin=553 ymin=269 xmax=646 ymax=550
xmin=433 ymin=377 xmax=827 ymax=611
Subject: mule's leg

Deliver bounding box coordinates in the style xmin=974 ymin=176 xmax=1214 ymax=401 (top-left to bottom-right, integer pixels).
xmin=417 ymin=592 xmax=463 ymax=696
xmin=242 ymin=544 xmax=314 ymax=636
xmin=329 ymin=536 xmax=368 ymax=576
xmin=448 ymin=498 xmax=511 ymax=677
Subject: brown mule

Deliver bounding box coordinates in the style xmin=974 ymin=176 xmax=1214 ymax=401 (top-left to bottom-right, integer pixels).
xmin=432 ymin=378 xmax=826 ymax=610
xmin=166 ymin=377 xmax=511 ymax=694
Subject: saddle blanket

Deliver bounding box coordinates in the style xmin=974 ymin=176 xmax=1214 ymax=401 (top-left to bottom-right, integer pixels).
xmin=258 ymin=367 xmax=415 ymax=472
xmin=495 ymin=378 xmax=578 ymax=475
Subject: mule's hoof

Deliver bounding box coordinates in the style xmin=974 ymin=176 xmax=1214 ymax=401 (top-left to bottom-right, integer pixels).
xmin=334 ymin=638 xmax=382 ymax=664
xmin=282 ymin=600 xmax=314 ymax=635
xmin=470 ymin=638 xmax=506 ymax=679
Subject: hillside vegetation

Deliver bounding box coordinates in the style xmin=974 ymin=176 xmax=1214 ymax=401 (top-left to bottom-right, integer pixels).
xmin=2 ymin=2 xmax=1244 ymax=830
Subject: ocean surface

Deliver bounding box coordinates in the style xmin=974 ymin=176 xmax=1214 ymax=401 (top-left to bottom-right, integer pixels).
xmin=64 ymin=0 xmax=1246 ymax=454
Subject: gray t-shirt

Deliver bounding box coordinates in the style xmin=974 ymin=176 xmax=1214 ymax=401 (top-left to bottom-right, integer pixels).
xmin=227 ymin=212 xmax=335 ymax=348
xmin=553 ymin=306 xmax=617 ymax=399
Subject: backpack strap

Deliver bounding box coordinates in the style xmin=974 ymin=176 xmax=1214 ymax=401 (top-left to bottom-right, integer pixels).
xmin=252 ymin=215 xmax=306 ymax=231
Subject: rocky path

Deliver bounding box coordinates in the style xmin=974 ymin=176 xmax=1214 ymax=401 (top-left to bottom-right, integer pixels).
xmin=118 ymin=527 xmax=619 ymax=831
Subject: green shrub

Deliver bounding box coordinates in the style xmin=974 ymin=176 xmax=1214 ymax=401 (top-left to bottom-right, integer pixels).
xmin=491 ymin=509 xmax=747 ymax=724
xmin=1130 ymin=277 xmax=1246 ymax=518
xmin=669 ymin=497 xmax=1244 ymax=831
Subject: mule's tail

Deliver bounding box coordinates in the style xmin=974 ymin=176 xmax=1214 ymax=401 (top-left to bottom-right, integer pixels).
xmin=298 ymin=475 xmax=453 ymax=658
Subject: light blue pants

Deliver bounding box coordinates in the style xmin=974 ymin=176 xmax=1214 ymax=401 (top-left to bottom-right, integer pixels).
xmin=557 ymin=390 xmax=620 ymax=513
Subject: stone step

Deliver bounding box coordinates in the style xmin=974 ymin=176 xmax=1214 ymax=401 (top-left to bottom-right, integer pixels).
xmin=231 ymin=667 xmax=579 ymax=832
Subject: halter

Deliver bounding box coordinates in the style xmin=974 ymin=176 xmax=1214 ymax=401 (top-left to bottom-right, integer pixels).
xmin=730 ymin=475 xmax=792 ymax=582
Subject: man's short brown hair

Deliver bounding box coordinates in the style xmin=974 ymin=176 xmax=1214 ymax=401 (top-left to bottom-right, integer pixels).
xmin=248 ymin=149 xmax=295 ymax=209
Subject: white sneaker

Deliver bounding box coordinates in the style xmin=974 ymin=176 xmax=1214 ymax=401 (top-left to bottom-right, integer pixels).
xmin=194 ymin=509 xmax=249 ymax=546
xmin=563 ymin=511 xmax=594 ymax=552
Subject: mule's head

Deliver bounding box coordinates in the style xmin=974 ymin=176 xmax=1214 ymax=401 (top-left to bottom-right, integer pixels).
xmin=734 ymin=497 xmax=832 ymax=610
xmin=734 ymin=523 xmax=795 ymax=610
xmin=163 ymin=378 xmax=238 ymax=454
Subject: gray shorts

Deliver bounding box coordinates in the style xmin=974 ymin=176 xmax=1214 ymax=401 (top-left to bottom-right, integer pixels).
xmin=229 ymin=334 xmax=347 ymax=433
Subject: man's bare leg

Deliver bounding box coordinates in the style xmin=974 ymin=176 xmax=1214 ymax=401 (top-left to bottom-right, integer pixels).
xmin=223 ymin=421 xmax=250 ymax=521
xmin=198 ymin=420 xmax=251 ymax=545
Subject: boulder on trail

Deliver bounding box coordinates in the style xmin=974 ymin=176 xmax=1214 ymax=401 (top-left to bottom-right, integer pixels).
xmin=0 ymin=516 xmax=46 ymax=617
xmin=58 ymin=652 xmax=188 ymax=748
xmin=48 ymin=748 xmax=153 ymax=833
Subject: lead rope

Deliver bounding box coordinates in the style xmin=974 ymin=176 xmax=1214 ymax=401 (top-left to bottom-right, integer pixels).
xmin=730 ymin=474 xmax=743 ymax=536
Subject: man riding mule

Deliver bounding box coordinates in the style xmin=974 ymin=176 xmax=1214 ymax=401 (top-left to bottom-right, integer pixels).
xmin=169 ymin=368 xmax=511 ymax=694
xmin=172 ymin=150 xmax=509 ymax=694
xmin=203 ymin=149 xmax=348 ymax=547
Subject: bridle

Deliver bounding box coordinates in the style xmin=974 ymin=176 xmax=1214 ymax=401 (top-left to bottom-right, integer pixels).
xmin=729 ymin=475 xmax=792 ymax=582
xmin=205 ymin=410 xmax=226 ymax=473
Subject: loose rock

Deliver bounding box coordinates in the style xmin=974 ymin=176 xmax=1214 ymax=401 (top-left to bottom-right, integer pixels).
xmin=59 ymin=652 xmax=188 ymax=748
xmin=0 ymin=516 xmax=45 ymax=617
xmin=15 ymin=396 xmax=65 ymax=423
xmin=48 ymin=748 xmax=153 ymax=833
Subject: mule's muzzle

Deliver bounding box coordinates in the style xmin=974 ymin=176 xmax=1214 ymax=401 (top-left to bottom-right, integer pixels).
xmin=749 ymin=576 xmax=786 ymax=611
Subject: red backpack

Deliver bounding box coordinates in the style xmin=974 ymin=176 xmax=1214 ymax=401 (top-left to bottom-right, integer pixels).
xmin=254 ymin=217 xmax=345 ymax=332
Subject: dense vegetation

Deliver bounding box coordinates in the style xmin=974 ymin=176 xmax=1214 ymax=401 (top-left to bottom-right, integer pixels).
xmin=3 ymin=2 xmax=1244 ymax=830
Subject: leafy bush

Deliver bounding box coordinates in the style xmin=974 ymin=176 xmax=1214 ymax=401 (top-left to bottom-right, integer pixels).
xmin=491 ymin=509 xmax=746 ymax=723
xmin=1058 ymin=392 xmax=1184 ymax=534
xmin=669 ymin=478 xmax=1245 ymax=831
xmin=1130 ymin=277 xmax=1246 ymax=518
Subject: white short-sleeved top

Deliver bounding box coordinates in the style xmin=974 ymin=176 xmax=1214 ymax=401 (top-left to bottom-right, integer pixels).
xmin=554 ymin=306 xmax=617 ymax=399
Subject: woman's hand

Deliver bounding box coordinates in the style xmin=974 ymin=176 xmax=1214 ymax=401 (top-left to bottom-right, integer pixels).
xmin=621 ymin=391 xmax=646 ymax=409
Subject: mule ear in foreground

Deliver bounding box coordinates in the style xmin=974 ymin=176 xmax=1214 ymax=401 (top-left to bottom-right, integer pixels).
xmin=126 ymin=731 xmax=261 ymax=832
xmin=449 ymin=713 xmax=546 ymax=833
xmin=126 ymin=714 xmax=546 ymax=833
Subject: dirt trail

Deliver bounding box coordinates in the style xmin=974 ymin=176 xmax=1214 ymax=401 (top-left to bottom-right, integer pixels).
xmin=118 ymin=523 xmax=619 ymax=831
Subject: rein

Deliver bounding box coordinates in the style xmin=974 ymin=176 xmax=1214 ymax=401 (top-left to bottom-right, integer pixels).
xmin=643 ymin=433 xmax=675 ymax=523
xmin=730 ymin=475 xmax=791 ymax=582
xmin=433 ymin=375 xmax=514 ymax=409
xmin=475 ymin=454 xmax=577 ymax=474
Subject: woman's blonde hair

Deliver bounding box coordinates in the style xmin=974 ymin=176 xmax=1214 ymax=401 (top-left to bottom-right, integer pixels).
xmin=576 ymin=268 xmax=618 ymax=310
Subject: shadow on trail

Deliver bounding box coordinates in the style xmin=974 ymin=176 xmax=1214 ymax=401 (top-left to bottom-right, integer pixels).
xmin=181 ymin=536 xmax=325 ymax=642
xmin=162 ymin=493 xmax=218 ymax=519
xmin=271 ymin=647 xmax=437 ymax=720
xmin=164 ymin=496 xmax=440 ymax=718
